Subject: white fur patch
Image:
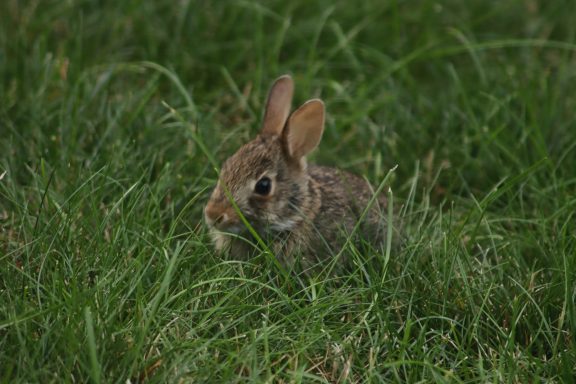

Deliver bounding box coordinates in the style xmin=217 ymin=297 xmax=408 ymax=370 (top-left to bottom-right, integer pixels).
xmin=270 ymin=219 xmax=297 ymax=232
xmin=225 ymin=225 xmax=245 ymax=234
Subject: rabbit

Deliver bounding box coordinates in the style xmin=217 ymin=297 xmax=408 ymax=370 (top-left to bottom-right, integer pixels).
xmin=204 ymin=75 xmax=392 ymax=272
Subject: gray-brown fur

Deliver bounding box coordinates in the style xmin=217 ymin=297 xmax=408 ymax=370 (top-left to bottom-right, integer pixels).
xmin=204 ymin=75 xmax=392 ymax=272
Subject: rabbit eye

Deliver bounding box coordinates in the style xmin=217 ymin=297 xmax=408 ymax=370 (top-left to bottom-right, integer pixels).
xmin=255 ymin=177 xmax=271 ymax=196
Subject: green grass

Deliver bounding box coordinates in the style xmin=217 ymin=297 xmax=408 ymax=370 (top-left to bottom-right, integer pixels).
xmin=1 ymin=0 xmax=575 ymax=382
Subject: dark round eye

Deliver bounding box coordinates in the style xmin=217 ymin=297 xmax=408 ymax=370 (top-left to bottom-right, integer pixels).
xmin=255 ymin=177 xmax=272 ymax=196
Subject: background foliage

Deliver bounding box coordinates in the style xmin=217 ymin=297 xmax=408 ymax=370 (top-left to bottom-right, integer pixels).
xmin=1 ymin=0 xmax=575 ymax=382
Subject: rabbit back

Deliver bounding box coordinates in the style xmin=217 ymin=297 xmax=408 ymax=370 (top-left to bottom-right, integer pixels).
xmin=301 ymin=166 xmax=390 ymax=264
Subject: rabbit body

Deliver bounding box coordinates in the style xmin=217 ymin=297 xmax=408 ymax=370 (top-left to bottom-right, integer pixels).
xmin=205 ymin=76 xmax=390 ymax=270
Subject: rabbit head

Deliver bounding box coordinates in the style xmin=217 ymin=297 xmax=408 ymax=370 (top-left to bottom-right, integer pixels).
xmin=205 ymin=75 xmax=325 ymax=239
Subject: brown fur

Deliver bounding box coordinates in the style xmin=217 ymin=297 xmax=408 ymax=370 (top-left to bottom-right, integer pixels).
xmin=205 ymin=76 xmax=392 ymax=272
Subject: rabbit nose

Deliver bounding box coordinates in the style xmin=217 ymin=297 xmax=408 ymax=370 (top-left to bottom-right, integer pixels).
xmin=205 ymin=203 xmax=230 ymax=226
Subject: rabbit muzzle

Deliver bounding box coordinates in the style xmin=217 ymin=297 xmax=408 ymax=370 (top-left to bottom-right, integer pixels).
xmin=204 ymin=202 xmax=239 ymax=230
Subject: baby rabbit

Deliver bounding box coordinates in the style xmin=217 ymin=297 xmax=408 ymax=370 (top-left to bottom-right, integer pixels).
xmin=205 ymin=75 xmax=391 ymax=271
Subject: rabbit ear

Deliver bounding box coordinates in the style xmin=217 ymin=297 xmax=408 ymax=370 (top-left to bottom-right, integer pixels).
xmin=282 ymin=99 xmax=325 ymax=161
xmin=260 ymin=75 xmax=294 ymax=136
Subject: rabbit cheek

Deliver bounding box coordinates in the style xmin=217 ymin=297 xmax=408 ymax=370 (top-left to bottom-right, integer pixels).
xmin=248 ymin=195 xmax=273 ymax=220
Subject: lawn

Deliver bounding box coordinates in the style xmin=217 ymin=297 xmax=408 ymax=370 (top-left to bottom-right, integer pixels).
xmin=1 ymin=0 xmax=575 ymax=382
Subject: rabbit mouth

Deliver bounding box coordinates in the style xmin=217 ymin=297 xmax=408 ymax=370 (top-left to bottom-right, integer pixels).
xmin=208 ymin=219 xmax=244 ymax=233
xmin=208 ymin=212 xmax=298 ymax=236
xmin=212 ymin=221 xmax=294 ymax=237
xmin=209 ymin=217 xmax=254 ymax=235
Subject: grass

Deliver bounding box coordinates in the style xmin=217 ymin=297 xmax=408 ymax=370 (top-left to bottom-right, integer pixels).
xmin=1 ymin=0 xmax=575 ymax=382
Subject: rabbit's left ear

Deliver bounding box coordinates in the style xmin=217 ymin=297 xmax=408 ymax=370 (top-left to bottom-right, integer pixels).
xmin=281 ymin=99 xmax=325 ymax=161
xmin=261 ymin=75 xmax=294 ymax=136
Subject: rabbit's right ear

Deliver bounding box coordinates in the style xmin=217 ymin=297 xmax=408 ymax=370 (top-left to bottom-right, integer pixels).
xmin=281 ymin=99 xmax=325 ymax=163
xmin=260 ymin=75 xmax=294 ymax=136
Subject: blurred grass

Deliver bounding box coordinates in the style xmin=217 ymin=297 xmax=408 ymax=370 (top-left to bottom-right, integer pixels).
xmin=1 ymin=0 xmax=575 ymax=382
